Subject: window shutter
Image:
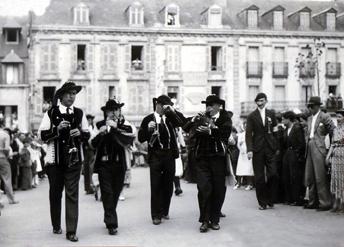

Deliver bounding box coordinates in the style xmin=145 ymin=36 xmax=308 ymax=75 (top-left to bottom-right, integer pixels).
xmin=167 ymin=46 xmax=173 ymax=72
xmin=101 ymin=45 xmax=107 ymax=71
xmin=174 ymin=46 xmax=180 ymax=71
xmin=102 ymin=85 xmax=108 ymax=103
xmin=206 ymin=46 xmax=210 ymax=71
xmin=40 ymin=44 xmax=49 ymax=73
xmin=87 ymin=44 xmax=94 ymax=71
xmin=87 ymin=86 xmax=92 ymax=112
xmin=109 ymin=44 xmax=117 ymax=73
xmin=222 ymin=46 xmax=226 ymax=71
xmin=145 ymin=44 xmax=151 ymax=72
xmin=35 ymin=85 xmax=43 ymax=114
xmin=125 ymin=45 xmax=131 ymax=72
xmin=50 ymin=43 xmax=58 ymax=72
xmin=71 ymin=44 xmax=77 ymax=73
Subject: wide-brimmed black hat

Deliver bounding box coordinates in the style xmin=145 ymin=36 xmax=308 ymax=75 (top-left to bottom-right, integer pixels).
xmin=86 ymin=114 xmax=95 ymax=119
xmin=201 ymin=94 xmax=225 ymax=107
xmin=55 ymin=81 xmax=82 ymax=97
xmin=255 ymin=92 xmax=267 ymax=102
xmin=153 ymin=95 xmax=174 ymax=106
xmin=101 ymin=99 xmax=124 ymax=111
xmin=307 ymin=96 xmax=323 ymax=107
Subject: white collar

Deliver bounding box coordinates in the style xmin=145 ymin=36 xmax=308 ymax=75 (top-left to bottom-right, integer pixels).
xmin=212 ymin=112 xmax=220 ymax=120
xmin=59 ymin=104 xmax=74 ymax=114
xmin=258 ymin=106 xmax=266 ymax=112
xmin=154 ymin=112 xmax=166 ymax=123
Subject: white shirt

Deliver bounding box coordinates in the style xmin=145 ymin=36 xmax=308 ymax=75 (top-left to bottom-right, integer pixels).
xmin=154 ymin=112 xmax=167 ymax=124
xmin=287 ymin=124 xmax=294 ymax=136
xmin=258 ymin=107 xmax=266 ymax=126
xmin=212 ymin=112 xmax=220 ymax=122
xmin=310 ymin=110 xmax=320 ymax=139
xmin=58 ymin=104 xmax=74 ymax=114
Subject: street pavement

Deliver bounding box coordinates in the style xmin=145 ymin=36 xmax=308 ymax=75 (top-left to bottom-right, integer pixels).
xmin=0 ymin=167 xmax=344 ymax=247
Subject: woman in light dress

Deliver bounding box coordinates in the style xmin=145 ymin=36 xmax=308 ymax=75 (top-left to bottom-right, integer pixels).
xmin=234 ymin=122 xmax=254 ymax=190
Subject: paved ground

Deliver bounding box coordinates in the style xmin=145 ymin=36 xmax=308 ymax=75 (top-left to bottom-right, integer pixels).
xmin=0 ymin=167 xmax=344 ymax=247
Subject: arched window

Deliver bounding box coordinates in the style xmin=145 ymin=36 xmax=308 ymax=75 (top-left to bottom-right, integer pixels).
xmin=73 ymin=3 xmax=90 ymax=25
xmin=165 ymin=3 xmax=180 ymax=26
xmin=128 ymin=1 xmax=144 ymax=26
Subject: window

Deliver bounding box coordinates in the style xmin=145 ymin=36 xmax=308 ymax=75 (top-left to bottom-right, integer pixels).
xmin=73 ymin=3 xmax=89 ymax=25
xmin=248 ymin=86 xmax=260 ymax=101
xmin=208 ymin=6 xmax=222 ymax=27
xmin=0 ymin=106 xmax=18 ymax=129
xmin=302 ymin=85 xmax=312 ymax=102
xmin=6 ymin=29 xmax=18 ymax=43
xmin=77 ymin=44 xmax=86 ymax=71
xmin=326 ymin=12 xmax=336 ymax=31
xmin=165 ymin=4 xmax=179 ymax=26
xmin=210 ymin=46 xmax=222 ymax=71
xmin=43 ymin=86 xmax=56 ymax=110
xmin=101 ymin=44 xmax=117 ymax=73
xmin=273 ymin=47 xmax=287 ymax=77
xmin=274 ymin=86 xmax=286 ymax=101
xmin=326 ymin=48 xmax=337 ymax=62
xmin=131 ymin=45 xmax=144 ymax=70
xmin=109 ymin=86 xmax=116 ymax=99
xmin=5 ymin=64 xmax=19 ymax=84
xmin=40 ymin=43 xmax=58 ymax=74
xmin=73 ymin=86 xmax=87 ymax=111
xmin=211 ymin=86 xmax=221 ymax=97
xmin=129 ymin=4 xmax=144 ymax=26
xmin=247 ymin=10 xmax=258 ymax=28
xmin=300 ymin=12 xmax=310 ymax=29
xmin=329 ymin=85 xmax=337 ymax=95
xmin=166 ymin=45 xmax=180 ymax=72
xmin=273 ymin=11 xmax=283 ymax=30
xmin=248 ymin=46 xmax=259 ymax=61
xmin=167 ymin=86 xmax=179 ymax=105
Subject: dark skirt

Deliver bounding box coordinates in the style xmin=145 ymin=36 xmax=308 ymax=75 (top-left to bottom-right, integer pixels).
xmin=20 ymin=167 xmax=32 ymax=190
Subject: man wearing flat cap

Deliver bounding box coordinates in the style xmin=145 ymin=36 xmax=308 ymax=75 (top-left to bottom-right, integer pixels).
xmin=90 ymin=98 xmax=135 ymax=235
xmin=304 ymin=96 xmax=335 ymax=211
xmin=245 ymin=93 xmax=279 ymax=210
xmin=138 ymin=95 xmax=186 ymax=225
xmin=38 ymin=81 xmax=90 ymax=242
xmin=183 ymin=95 xmax=232 ymax=233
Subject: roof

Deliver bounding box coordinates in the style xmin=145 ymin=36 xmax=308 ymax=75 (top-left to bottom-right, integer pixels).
xmin=1 ymin=50 xmax=24 ymax=63
xmin=3 ymin=19 xmax=22 ymax=29
xmin=32 ymin=0 xmax=344 ymax=31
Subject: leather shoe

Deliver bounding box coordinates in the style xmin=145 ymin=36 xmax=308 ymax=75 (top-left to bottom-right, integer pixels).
xmin=199 ymin=222 xmax=209 ymax=233
xmin=316 ymin=206 xmax=331 ymax=212
xmin=304 ymin=204 xmax=318 ymax=209
xmin=210 ymin=223 xmax=220 ymax=230
xmin=108 ymin=227 xmax=118 ymax=235
xmin=162 ymin=215 xmax=170 ymax=220
xmin=66 ymin=233 xmax=78 ymax=242
xmin=258 ymin=205 xmax=267 ymax=210
xmin=53 ymin=228 xmax=62 ymax=234
xmin=152 ymin=218 xmax=161 ymax=225
xmin=267 ymin=203 xmax=274 ymax=208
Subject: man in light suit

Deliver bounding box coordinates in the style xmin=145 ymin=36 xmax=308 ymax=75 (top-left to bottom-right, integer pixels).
xmin=304 ymin=96 xmax=335 ymax=211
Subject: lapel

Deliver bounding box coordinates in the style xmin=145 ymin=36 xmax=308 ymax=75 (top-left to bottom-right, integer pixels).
xmin=313 ymin=111 xmax=322 ymax=133
xmin=253 ymin=108 xmax=264 ymax=127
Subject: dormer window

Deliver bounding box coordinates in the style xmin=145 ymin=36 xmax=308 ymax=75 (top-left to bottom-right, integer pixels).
xmin=6 ymin=29 xmax=19 ymax=43
xmin=300 ymin=11 xmax=310 ymax=29
xmin=73 ymin=3 xmax=90 ymax=25
xmin=273 ymin=11 xmax=283 ymax=29
xmin=165 ymin=4 xmax=180 ymax=26
xmin=326 ymin=12 xmax=336 ymax=30
xmin=247 ymin=10 xmax=258 ymax=28
xmin=208 ymin=5 xmax=222 ymax=27
xmin=127 ymin=1 xmax=144 ymax=26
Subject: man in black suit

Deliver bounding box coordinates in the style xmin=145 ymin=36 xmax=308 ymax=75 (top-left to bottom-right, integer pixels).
xmin=281 ymin=111 xmax=306 ymax=206
xmin=38 ymin=81 xmax=90 ymax=242
xmin=138 ymin=95 xmax=186 ymax=225
xmin=183 ymin=95 xmax=232 ymax=233
xmin=90 ymin=99 xmax=135 ymax=235
xmin=245 ymin=93 xmax=279 ymax=210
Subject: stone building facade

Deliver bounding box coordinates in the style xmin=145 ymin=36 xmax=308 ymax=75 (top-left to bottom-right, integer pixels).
xmin=28 ymin=0 xmax=344 ymax=129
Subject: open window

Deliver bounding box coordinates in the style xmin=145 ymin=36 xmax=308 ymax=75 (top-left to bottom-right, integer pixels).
xmin=77 ymin=44 xmax=86 ymax=71
xmin=131 ymin=45 xmax=144 ymax=70
xmin=210 ymin=46 xmax=222 ymax=71
xmin=211 ymin=86 xmax=221 ymax=97
xmin=165 ymin=4 xmax=179 ymax=26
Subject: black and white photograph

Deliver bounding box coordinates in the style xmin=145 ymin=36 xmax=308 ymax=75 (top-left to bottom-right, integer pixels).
xmin=0 ymin=0 xmax=344 ymax=246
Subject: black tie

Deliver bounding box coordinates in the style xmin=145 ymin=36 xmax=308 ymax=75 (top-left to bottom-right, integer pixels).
xmin=67 ymin=107 xmax=71 ymax=115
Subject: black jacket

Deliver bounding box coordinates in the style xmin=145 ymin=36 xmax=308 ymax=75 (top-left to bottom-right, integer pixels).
xmin=138 ymin=110 xmax=186 ymax=161
xmin=183 ymin=110 xmax=232 ymax=159
xmin=283 ymin=123 xmax=305 ymax=160
xmin=245 ymin=108 xmax=278 ymax=153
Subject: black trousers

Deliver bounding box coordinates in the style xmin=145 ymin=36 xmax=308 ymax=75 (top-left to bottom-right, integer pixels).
xmin=149 ymin=150 xmax=175 ymax=220
xmin=282 ymin=149 xmax=305 ymax=204
xmin=46 ymin=163 xmax=81 ymax=233
xmin=252 ymin=147 xmax=278 ymax=207
xmin=83 ymin=148 xmax=95 ymax=192
xmin=98 ymin=162 xmax=125 ymax=229
xmin=196 ymin=156 xmax=226 ymax=224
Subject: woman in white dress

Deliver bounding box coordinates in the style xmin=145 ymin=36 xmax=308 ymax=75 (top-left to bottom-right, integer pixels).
xmin=234 ymin=122 xmax=254 ymax=190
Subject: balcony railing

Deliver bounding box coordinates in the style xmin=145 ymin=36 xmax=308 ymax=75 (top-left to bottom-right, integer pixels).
xmin=326 ymin=62 xmax=341 ymax=78
xmin=241 ymin=101 xmax=307 ymax=117
xmin=272 ymin=62 xmax=288 ymax=78
xmin=246 ymin=62 xmax=263 ymax=78
xmin=299 ymin=66 xmax=315 ymax=78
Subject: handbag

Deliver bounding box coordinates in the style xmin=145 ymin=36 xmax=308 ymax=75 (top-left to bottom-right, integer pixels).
xmin=175 ymin=156 xmax=183 ymax=177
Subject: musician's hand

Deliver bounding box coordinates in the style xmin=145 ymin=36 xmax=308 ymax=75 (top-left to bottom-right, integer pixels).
xmin=99 ymin=126 xmax=107 ymax=134
xmin=57 ymin=121 xmax=70 ymax=131
xmin=163 ymin=105 xmax=174 ymax=112
xmin=247 ymin=151 xmax=253 ymax=160
xmin=70 ymin=128 xmax=81 ymax=137
xmin=107 ymin=120 xmax=117 ymax=129
xmin=196 ymin=126 xmax=210 ymax=134
xmin=148 ymin=121 xmax=156 ymax=131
